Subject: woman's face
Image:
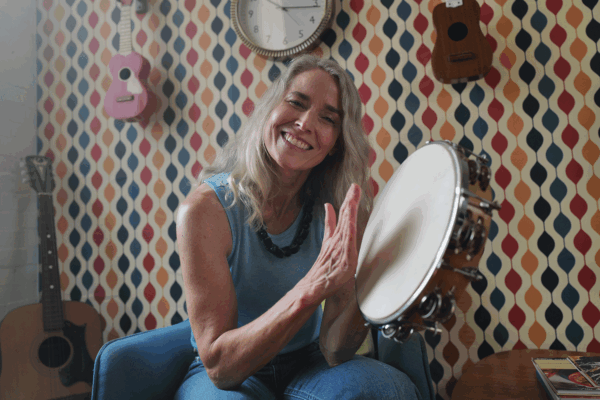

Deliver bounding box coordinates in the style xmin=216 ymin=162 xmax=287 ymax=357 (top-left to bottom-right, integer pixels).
xmin=264 ymin=68 xmax=342 ymax=178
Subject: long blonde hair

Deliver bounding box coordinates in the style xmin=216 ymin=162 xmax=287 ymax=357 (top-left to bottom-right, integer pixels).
xmin=196 ymin=55 xmax=373 ymax=229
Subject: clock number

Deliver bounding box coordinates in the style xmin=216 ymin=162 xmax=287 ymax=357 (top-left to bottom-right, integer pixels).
xmin=254 ymin=25 xmax=259 ymax=33
xmin=299 ymin=30 xmax=303 ymax=38
xmin=248 ymin=10 xmax=253 ymax=17
xmin=314 ymin=0 xmax=319 ymax=5
xmin=266 ymin=35 xmax=271 ymax=42
xmin=283 ymin=37 xmax=288 ymax=45
xmin=310 ymin=16 xmax=315 ymax=24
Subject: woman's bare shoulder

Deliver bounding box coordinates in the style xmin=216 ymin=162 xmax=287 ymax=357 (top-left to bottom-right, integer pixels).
xmin=177 ymin=182 xmax=232 ymax=257
xmin=181 ymin=182 xmax=223 ymax=211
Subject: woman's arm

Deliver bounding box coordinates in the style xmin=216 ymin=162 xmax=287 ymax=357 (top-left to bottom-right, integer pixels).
xmin=178 ymin=183 xmax=363 ymax=389
xmin=318 ymin=222 xmax=370 ymax=366
xmin=178 ymin=184 xmax=320 ymax=390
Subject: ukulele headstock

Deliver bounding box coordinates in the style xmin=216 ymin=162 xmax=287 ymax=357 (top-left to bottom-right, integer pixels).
xmin=445 ymin=0 xmax=463 ymax=8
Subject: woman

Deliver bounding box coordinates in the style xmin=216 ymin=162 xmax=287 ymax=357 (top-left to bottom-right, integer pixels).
xmin=175 ymin=55 xmax=418 ymax=399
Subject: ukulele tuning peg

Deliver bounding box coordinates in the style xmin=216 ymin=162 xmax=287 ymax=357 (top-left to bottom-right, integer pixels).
xmin=135 ymin=0 xmax=148 ymax=14
xmin=445 ymin=0 xmax=463 ymax=7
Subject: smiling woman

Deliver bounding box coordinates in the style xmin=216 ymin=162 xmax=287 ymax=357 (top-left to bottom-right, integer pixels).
xmin=174 ymin=55 xmax=420 ymax=399
xmin=197 ymin=55 xmax=371 ymax=230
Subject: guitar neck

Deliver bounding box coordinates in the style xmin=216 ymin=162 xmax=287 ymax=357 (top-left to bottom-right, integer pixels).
xmin=38 ymin=194 xmax=64 ymax=332
xmin=118 ymin=4 xmax=133 ymax=55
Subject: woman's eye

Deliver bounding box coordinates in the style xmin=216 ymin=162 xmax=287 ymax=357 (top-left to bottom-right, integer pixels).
xmin=289 ymin=100 xmax=303 ymax=107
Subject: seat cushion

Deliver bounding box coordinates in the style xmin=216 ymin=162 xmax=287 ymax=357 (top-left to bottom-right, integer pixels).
xmin=377 ymin=332 xmax=435 ymax=400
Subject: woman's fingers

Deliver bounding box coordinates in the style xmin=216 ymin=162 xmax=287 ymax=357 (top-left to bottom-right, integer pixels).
xmin=347 ymin=184 xmax=361 ymax=229
xmin=323 ymin=203 xmax=336 ymax=240
xmin=336 ymin=184 xmax=362 ymax=240
xmin=339 ymin=184 xmax=360 ymax=217
xmin=328 ymin=185 xmax=362 ymax=271
xmin=324 ymin=184 xmax=359 ymax=243
xmin=312 ymin=185 xmax=362 ymax=294
xmin=341 ymin=185 xmax=361 ymax=268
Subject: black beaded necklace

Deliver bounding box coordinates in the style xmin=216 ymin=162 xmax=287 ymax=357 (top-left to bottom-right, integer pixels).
xmin=256 ymin=198 xmax=315 ymax=258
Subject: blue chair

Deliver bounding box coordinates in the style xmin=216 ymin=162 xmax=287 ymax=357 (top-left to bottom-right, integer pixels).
xmin=91 ymin=319 xmax=435 ymax=400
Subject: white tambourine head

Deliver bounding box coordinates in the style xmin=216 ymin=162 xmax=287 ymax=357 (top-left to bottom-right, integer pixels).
xmin=356 ymin=143 xmax=460 ymax=325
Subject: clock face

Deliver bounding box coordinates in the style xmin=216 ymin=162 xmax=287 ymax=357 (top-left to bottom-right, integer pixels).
xmin=232 ymin=0 xmax=333 ymax=58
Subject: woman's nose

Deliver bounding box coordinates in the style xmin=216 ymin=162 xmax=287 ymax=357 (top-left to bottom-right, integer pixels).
xmin=296 ymin=110 xmax=316 ymax=132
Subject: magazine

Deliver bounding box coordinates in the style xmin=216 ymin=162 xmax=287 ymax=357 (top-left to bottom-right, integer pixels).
xmin=569 ymin=356 xmax=600 ymax=387
xmin=532 ymin=358 xmax=600 ymax=397
xmin=536 ymin=368 xmax=600 ymax=400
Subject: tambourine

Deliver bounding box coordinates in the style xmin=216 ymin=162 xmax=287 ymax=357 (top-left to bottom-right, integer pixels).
xmin=355 ymin=141 xmax=500 ymax=342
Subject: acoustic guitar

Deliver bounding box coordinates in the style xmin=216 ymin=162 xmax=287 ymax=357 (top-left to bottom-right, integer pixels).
xmin=104 ymin=0 xmax=155 ymax=122
xmin=0 ymin=156 xmax=103 ymax=400
xmin=431 ymin=0 xmax=493 ymax=84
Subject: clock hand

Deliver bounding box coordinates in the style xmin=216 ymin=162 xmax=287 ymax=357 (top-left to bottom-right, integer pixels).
xmin=264 ymin=0 xmax=288 ymax=11
xmin=285 ymin=11 xmax=301 ymax=25
xmin=263 ymin=0 xmax=302 ymax=25
xmin=282 ymin=5 xmax=321 ymax=8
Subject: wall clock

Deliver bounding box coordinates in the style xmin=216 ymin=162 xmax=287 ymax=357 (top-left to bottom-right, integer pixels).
xmin=231 ymin=0 xmax=334 ymax=58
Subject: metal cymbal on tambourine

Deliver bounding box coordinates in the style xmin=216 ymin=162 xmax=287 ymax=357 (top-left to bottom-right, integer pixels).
xmin=355 ymin=140 xmax=500 ymax=343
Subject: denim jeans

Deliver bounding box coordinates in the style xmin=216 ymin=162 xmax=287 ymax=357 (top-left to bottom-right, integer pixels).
xmin=174 ymin=341 xmax=420 ymax=400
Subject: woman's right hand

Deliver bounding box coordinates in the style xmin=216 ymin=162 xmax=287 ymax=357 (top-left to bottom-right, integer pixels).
xmin=296 ymin=183 xmax=362 ymax=305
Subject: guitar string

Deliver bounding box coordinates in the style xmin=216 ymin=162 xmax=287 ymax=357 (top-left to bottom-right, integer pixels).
xmin=42 ymin=195 xmax=57 ymax=396
xmin=46 ymin=195 xmax=60 ymax=397
xmin=42 ymin=193 xmax=65 ymax=397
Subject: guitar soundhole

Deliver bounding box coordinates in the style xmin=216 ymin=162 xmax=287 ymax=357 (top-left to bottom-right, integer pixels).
xmin=448 ymin=22 xmax=468 ymax=42
xmin=119 ymin=67 xmax=132 ymax=81
xmin=38 ymin=336 xmax=71 ymax=368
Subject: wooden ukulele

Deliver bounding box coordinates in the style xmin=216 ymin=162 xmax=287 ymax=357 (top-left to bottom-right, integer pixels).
xmin=0 ymin=156 xmax=103 ymax=400
xmin=431 ymin=0 xmax=493 ymax=84
xmin=104 ymin=0 xmax=155 ymax=123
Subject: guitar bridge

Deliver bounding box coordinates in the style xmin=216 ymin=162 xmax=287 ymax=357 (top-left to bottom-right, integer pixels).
xmin=116 ymin=95 xmax=134 ymax=103
xmin=448 ymin=52 xmax=476 ymax=63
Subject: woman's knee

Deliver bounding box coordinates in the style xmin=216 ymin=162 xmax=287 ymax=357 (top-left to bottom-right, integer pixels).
xmin=341 ymin=357 xmax=420 ymax=399
xmin=286 ymin=356 xmax=420 ymax=400
xmin=175 ymin=359 xmax=277 ymax=400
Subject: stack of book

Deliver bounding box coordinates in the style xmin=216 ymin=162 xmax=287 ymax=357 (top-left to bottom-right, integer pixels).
xmin=533 ymin=356 xmax=600 ymax=399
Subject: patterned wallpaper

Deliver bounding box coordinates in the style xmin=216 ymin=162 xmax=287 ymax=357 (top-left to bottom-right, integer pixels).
xmin=36 ymin=0 xmax=599 ymax=398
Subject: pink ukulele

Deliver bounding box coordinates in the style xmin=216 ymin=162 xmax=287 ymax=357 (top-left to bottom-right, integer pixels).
xmin=104 ymin=0 xmax=155 ymax=122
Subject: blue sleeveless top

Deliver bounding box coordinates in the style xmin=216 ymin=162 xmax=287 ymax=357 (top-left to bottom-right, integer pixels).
xmin=190 ymin=173 xmax=325 ymax=354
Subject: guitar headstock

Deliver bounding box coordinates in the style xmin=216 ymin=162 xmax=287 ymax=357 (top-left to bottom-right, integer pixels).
xmin=21 ymin=156 xmax=55 ymax=194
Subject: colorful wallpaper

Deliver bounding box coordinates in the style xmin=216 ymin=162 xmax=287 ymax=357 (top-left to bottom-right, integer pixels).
xmin=36 ymin=0 xmax=599 ymax=398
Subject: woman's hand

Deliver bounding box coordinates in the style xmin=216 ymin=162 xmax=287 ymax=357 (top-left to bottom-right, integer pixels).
xmin=296 ymin=183 xmax=362 ymax=306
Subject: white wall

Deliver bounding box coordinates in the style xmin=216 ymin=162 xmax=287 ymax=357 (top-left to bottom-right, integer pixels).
xmin=0 ymin=0 xmax=40 ymax=321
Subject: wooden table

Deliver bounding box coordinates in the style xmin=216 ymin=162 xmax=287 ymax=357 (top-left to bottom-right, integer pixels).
xmin=452 ymin=349 xmax=599 ymax=399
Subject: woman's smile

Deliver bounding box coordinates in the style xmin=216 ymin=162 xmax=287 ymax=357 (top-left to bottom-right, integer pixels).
xmin=282 ymin=131 xmax=313 ymax=151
